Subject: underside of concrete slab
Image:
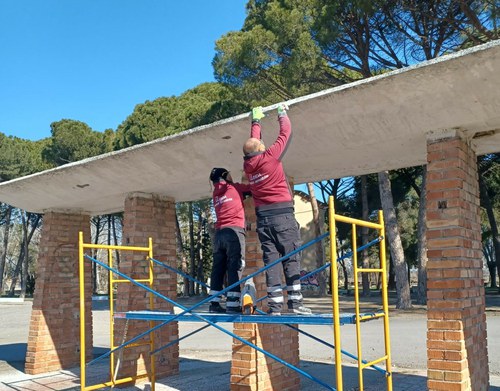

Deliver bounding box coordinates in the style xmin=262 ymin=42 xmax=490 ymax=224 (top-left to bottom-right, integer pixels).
xmin=0 ymin=41 xmax=499 ymax=215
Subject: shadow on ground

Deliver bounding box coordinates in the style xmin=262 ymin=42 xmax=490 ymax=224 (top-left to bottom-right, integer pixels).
xmin=81 ymin=357 xmax=500 ymax=391
xmin=2 ymin=354 xmax=500 ymax=391
xmin=0 ymin=344 xmax=26 ymax=372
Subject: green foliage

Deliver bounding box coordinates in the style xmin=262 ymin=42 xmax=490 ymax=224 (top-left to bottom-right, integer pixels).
xmin=114 ymin=82 xmax=249 ymax=149
xmin=102 ymin=129 xmax=117 ymax=153
xmin=0 ymin=133 xmax=52 ymax=181
xmin=454 ymin=0 xmax=500 ymax=45
xmin=179 ymin=82 xmax=249 ymax=126
xmin=213 ymin=1 xmax=500 ymax=279
xmin=351 ymin=174 xmax=381 ymax=214
xmin=214 ymin=0 xmax=344 ymax=102
xmin=214 ymin=0 xmax=500 ymax=102
xmin=42 ymin=119 xmax=110 ymax=166
xmin=113 ymin=96 xmax=180 ymax=148
xmin=313 ymin=0 xmax=386 ymax=75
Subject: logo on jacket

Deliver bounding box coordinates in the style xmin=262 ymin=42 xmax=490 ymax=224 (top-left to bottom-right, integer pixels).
xmin=214 ymin=195 xmax=233 ymax=207
xmin=249 ymin=172 xmax=269 ymax=185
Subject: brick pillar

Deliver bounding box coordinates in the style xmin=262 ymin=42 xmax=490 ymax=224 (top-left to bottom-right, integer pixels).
xmin=116 ymin=193 xmax=179 ymax=380
xmin=231 ymin=196 xmax=300 ymax=391
xmin=426 ymin=130 xmax=489 ymax=390
xmin=26 ymin=210 xmax=91 ymax=374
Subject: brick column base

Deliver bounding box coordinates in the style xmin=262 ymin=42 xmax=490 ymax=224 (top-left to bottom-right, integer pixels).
xmin=231 ymin=197 xmax=300 ymax=391
xmin=116 ymin=193 xmax=179 ymax=381
xmin=26 ymin=211 xmax=91 ymax=374
xmin=426 ymin=131 xmax=489 ymax=390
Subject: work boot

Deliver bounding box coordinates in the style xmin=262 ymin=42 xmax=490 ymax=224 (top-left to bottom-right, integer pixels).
xmin=289 ymin=305 xmax=312 ymax=315
xmin=226 ymin=305 xmax=242 ymax=314
xmin=226 ymin=294 xmax=241 ymax=314
xmin=209 ymin=302 xmax=226 ymax=313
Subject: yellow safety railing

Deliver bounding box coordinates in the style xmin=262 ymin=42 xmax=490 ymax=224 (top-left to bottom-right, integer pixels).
xmin=329 ymin=196 xmax=393 ymax=391
xmin=78 ymin=200 xmax=391 ymax=391
xmin=78 ymin=232 xmax=156 ymax=391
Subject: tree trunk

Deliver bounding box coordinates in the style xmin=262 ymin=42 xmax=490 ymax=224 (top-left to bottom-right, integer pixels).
xmin=92 ymin=216 xmax=102 ymax=294
xmin=9 ymin=249 xmax=23 ymax=296
xmin=195 ymin=214 xmax=204 ymax=296
xmin=488 ymin=262 xmax=497 ymax=288
xmin=306 ymin=182 xmax=327 ymax=296
xmin=99 ymin=215 xmax=111 ymax=294
xmin=459 ymin=0 xmax=496 ymax=41
xmin=416 ymin=166 xmax=428 ymax=304
xmin=0 ymin=205 xmax=13 ymax=294
xmin=8 ymin=214 xmax=40 ymax=297
xmin=188 ymin=202 xmax=195 ymax=296
xmin=112 ymin=215 xmax=121 ymax=269
xmin=20 ymin=211 xmax=29 ymax=299
xmin=339 ymin=260 xmax=349 ymax=291
xmin=388 ymin=250 xmax=395 ymax=290
xmin=376 ymin=272 xmax=382 ymax=290
xmin=479 ymin=175 xmax=500 ymax=291
xmin=378 ymin=171 xmax=412 ymax=309
xmin=9 ymin=212 xmax=29 ymax=298
xmin=360 ymin=175 xmax=371 ymax=296
xmin=175 ymin=210 xmax=189 ymax=296
xmin=197 ymin=234 xmax=205 ymax=295
xmin=336 ymin=238 xmax=348 ymax=293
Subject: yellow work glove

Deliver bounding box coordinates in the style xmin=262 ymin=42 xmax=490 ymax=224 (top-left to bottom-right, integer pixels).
xmin=252 ymin=107 xmax=265 ymax=122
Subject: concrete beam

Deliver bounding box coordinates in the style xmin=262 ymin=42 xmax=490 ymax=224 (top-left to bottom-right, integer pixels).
xmin=1 ymin=40 xmax=500 ymax=215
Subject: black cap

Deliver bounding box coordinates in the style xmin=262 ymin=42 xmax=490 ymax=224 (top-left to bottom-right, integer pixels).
xmin=210 ymin=167 xmax=229 ymax=183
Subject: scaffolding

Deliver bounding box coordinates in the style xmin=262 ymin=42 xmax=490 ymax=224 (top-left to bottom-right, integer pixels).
xmin=79 ymin=196 xmax=392 ymax=391
xmin=79 ymin=236 xmax=156 ymax=390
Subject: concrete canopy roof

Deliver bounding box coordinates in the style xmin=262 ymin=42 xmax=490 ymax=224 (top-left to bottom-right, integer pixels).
xmin=1 ymin=40 xmax=500 ymax=216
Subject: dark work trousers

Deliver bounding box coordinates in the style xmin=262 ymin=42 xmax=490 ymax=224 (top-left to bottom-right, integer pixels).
xmin=209 ymin=227 xmax=246 ymax=310
xmin=256 ymin=213 xmax=303 ymax=312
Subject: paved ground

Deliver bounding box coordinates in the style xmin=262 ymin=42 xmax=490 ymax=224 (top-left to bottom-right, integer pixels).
xmin=1 ymin=293 xmax=500 ymax=390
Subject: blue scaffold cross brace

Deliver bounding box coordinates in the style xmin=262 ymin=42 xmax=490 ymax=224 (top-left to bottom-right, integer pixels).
xmin=84 ymin=252 xmax=336 ymax=390
xmin=148 ymin=234 xmax=388 ymax=376
xmin=85 ymin=233 xmax=327 ymax=367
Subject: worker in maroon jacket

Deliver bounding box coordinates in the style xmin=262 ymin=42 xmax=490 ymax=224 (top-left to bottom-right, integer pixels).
xmin=208 ymin=167 xmax=251 ymax=313
xmin=242 ymin=104 xmax=311 ymax=316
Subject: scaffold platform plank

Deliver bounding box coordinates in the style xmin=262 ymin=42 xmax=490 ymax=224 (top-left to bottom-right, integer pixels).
xmin=115 ymin=310 xmax=383 ymax=325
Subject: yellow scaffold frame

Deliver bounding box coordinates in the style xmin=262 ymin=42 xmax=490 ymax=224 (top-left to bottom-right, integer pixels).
xmin=78 ymin=232 xmax=157 ymax=391
xmin=78 ymin=196 xmax=392 ymax=391
xmin=329 ymin=196 xmax=393 ymax=391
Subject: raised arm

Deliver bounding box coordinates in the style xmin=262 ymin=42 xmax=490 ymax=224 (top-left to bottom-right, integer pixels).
xmin=250 ymin=106 xmax=265 ymax=139
xmin=266 ymin=104 xmax=291 ymax=161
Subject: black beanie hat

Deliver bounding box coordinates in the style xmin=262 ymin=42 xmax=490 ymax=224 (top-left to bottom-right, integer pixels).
xmin=210 ymin=167 xmax=229 ymax=183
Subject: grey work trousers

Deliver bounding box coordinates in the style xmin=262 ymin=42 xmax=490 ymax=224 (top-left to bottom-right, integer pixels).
xmin=256 ymin=213 xmax=303 ymax=312
xmin=209 ymin=228 xmax=245 ymax=308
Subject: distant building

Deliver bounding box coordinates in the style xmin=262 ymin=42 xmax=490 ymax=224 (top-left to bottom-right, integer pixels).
xmin=294 ymin=190 xmax=327 ymax=294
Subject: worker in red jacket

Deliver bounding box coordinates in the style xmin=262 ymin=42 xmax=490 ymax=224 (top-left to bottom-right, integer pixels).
xmin=242 ymin=104 xmax=311 ymax=316
xmin=208 ymin=167 xmax=251 ymax=313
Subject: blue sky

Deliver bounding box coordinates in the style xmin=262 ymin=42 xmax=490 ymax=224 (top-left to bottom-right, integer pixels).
xmin=0 ymin=1 xmax=248 ymax=141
